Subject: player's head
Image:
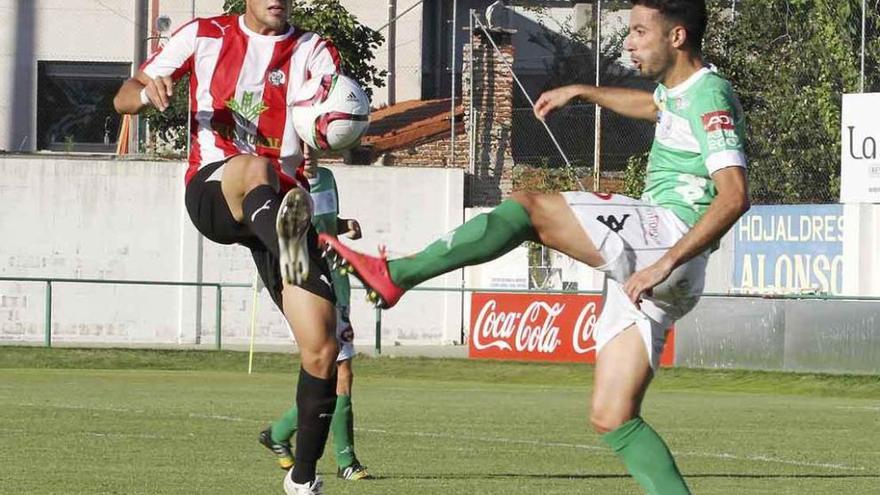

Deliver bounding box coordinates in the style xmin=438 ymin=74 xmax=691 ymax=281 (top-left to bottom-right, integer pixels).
xmin=245 ymin=0 xmax=292 ymax=34
xmin=624 ymin=0 xmax=707 ymax=81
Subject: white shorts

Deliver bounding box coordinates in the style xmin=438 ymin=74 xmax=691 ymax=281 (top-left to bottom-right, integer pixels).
xmin=335 ymin=305 xmax=355 ymax=362
xmin=562 ymin=192 xmax=708 ymax=369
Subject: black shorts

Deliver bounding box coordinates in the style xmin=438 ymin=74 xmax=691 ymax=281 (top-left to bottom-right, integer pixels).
xmin=184 ymin=159 xmax=335 ymax=309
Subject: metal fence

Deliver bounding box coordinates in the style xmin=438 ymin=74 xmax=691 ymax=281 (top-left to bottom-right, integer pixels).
xmin=48 ymin=0 xmax=880 ymax=203
xmin=4 ymin=275 xmax=879 ymax=374
xmin=465 ymin=0 xmax=879 ymax=200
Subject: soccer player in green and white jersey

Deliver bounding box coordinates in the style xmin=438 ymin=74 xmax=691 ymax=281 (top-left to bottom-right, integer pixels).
xmin=318 ymin=1 xmax=748 ymax=493
xmin=260 ymin=166 xmax=372 ymax=481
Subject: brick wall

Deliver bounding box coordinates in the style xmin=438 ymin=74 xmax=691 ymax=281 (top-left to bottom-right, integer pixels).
xmin=368 ymin=30 xmax=516 ymax=206
xmin=462 ymin=30 xmax=515 ymax=206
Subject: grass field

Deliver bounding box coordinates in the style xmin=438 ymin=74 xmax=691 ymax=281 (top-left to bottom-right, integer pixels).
xmin=1 ymin=347 xmax=878 ymax=494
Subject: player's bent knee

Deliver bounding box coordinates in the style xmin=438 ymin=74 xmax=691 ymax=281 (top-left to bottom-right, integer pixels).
xmin=299 ymin=343 xmax=339 ymax=379
xmin=590 ymin=405 xmax=635 ymax=434
xmin=509 ymin=191 xmax=538 ymax=213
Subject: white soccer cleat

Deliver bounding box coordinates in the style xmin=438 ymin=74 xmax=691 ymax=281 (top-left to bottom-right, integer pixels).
xmin=276 ymin=187 xmax=313 ymax=286
xmin=283 ymin=472 xmax=324 ymax=495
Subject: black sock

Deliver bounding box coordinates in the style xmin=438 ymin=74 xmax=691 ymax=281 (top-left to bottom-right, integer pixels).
xmin=242 ymin=185 xmax=281 ymax=258
xmin=290 ymin=367 xmax=337 ymax=484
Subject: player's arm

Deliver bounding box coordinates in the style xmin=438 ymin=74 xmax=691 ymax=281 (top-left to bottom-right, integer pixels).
xmin=114 ymin=72 xmax=175 ymax=114
xmin=534 ymin=84 xmax=657 ymax=122
xmin=623 ymin=168 xmax=749 ymax=303
xmin=114 ymin=19 xmax=197 ymax=115
xmin=307 ymin=36 xmax=342 ymax=76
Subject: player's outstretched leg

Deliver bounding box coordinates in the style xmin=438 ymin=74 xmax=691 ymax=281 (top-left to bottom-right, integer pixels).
xmin=319 ymin=198 xmax=537 ymax=307
xmin=320 ymin=192 xmax=606 ymax=308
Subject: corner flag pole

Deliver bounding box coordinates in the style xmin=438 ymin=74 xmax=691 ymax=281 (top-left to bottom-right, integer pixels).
xmin=247 ymin=269 xmax=260 ymax=374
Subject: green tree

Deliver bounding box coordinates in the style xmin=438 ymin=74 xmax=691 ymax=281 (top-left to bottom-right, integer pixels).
xmin=146 ymin=0 xmax=385 ymax=155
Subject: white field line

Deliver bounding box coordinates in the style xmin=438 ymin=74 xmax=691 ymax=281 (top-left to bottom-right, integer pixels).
xmin=12 ymin=403 xmax=867 ymax=472
xmin=86 ymin=432 xmax=164 ymax=439
xmin=188 ymin=413 xmax=255 ymax=423
xmin=356 ymin=428 xmax=866 ymax=472
xmin=15 ymin=402 xmax=144 ymax=414
xmin=835 ymin=406 xmax=880 ymax=411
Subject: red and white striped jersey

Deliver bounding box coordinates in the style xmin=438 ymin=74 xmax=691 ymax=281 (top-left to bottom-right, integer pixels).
xmin=141 ymin=15 xmax=340 ymax=191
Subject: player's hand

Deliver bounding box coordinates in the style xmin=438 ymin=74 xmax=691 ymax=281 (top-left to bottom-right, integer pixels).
xmin=339 ymin=218 xmax=362 ymax=240
xmin=623 ymin=258 xmax=674 ymax=305
xmin=143 ymin=75 xmax=174 ymax=111
xmin=533 ymin=85 xmax=581 ymax=121
xmin=302 ymin=147 xmax=318 ymax=178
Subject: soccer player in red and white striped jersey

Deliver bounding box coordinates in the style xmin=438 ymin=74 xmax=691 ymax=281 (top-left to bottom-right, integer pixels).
xmin=114 ymin=2 xmax=342 ymax=493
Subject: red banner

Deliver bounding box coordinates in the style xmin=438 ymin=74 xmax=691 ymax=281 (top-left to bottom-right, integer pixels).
xmin=468 ymin=292 xmax=675 ymax=366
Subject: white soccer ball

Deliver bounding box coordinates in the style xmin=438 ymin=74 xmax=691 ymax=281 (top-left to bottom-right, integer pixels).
xmin=291 ymin=74 xmax=370 ymax=151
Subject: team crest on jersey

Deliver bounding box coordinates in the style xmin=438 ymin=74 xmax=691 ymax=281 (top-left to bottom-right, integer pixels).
xmin=267 ymin=69 xmax=286 ymax=87
xmin=226 ymin=91 xmax=267 ymax=122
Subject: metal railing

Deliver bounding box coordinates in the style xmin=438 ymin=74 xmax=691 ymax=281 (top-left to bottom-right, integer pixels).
xmin=0 ymin=276 xmax=249 ymax=349
xmin=3 ymin=276 xmax=877 ymax=353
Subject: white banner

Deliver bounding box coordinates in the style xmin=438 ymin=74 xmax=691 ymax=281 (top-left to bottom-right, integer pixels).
xmin=840 ymin=93 xmax=880 ymax=203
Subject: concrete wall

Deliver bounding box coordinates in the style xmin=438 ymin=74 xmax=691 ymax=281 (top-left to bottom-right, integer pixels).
xmin=0 ymin=155 xmax=463 ymax=348
xmin=676 ymin=297 xmax=880 ymax=374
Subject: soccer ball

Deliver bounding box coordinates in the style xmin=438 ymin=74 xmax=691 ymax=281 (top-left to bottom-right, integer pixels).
xmin=291 ymin=74 xmax=370 ymax=151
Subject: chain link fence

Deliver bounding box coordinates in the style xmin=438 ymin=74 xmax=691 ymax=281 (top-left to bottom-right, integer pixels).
xmin=475 ymin=0 xmax=879 ymax=202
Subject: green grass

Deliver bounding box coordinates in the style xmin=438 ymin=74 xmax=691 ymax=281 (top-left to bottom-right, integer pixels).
xmin=1 ymin=347 xmax=878 ymax=494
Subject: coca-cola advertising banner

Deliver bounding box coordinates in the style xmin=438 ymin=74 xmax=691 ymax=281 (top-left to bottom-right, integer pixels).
xmin=468 ymin=293 xmax=675 ymax=366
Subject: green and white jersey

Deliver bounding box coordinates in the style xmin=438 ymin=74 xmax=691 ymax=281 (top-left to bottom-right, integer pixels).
xmin=643 ymin=67 xmax=747 ymax=227
xmin=309 ymin=167 xmax=340 ymax=233
xmin=308 ymin=167 xmax=352 ymax=308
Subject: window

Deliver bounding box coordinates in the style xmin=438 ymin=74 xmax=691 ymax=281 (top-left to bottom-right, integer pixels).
xmin=37 ymin=61 xmax=131 ymax=152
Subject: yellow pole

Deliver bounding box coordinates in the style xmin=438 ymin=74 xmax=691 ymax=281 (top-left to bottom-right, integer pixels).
xmin=247 ymin=270 xmax=260 ymax=374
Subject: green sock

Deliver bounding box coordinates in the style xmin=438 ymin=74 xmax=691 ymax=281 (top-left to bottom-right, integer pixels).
xmin=330 ymin=395 xmax=355 ymax=468
xmin=602 ymin=417 xmax=691 ymax=495
xmin=389 ymin=199 xmax=535 ymax=289
xmin=271 ymin=404 xmax=298 ymax=444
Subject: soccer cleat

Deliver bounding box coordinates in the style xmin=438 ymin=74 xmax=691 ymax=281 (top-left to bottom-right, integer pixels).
xmin=338 ymin=460 xmax=373 ymax=480
xmin=283 ymin=473 xmax=324 ymax=495
xmin=259 ymin=426 xmax=295 ymax=470
xmin=276 ymin=188 xmax=313 ymax=286
xmin=317 ymin=233 xmax=406 ymax=308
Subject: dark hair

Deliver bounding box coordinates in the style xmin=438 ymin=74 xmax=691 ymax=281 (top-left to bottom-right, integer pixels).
xmin=630 ymin=0 xmax=707 ymax=51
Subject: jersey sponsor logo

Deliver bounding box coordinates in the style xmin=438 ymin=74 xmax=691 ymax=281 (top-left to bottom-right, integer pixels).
xmin=345 ymin=91 xmax=359 ymax=102
xmin=596 ymin=214 xmax=630 ymax=233
xmin=266 ymin=69 xmax=286 ymax=87
xmin=213 ymin=121 xmax=282 ymax=150
xmin=702 ymin=110 xmax=735 ymax=132
xmin=707 ymin=132 xmax=741 ymax=152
